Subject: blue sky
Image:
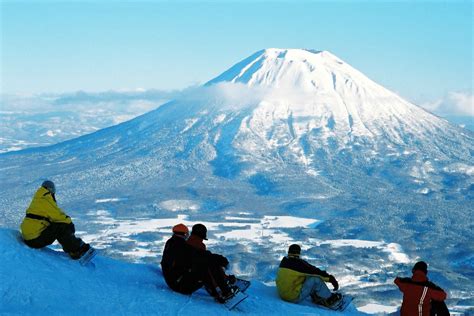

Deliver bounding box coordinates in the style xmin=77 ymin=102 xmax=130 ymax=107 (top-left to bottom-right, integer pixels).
xmin=1 ymin=1 xmax=472 ymax=107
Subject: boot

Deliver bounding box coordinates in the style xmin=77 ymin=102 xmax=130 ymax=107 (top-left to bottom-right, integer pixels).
xmin=320 ymin=293 xmax=343 ymax=308
xmin=215 ymin=287 xmax=238 ymax=304
xmin=69 ymin=243 xmax=90 ymax=260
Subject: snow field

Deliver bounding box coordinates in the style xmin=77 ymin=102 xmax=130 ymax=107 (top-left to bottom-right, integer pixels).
xmin=0 ymin=228 xmax=366 ymax=316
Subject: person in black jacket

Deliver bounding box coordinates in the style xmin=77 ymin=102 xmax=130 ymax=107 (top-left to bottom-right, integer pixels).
xmin=160 ymin=223 xmax=235 ymax=303
xmin=161 ymin=223 xmax=193 ymax=291
xmin=276 ymin=244 xmax=341 ymax=307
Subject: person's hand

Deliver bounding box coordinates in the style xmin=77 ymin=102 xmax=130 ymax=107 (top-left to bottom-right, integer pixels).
xmin=329 ymin=275 xmax=339 ymax=291
xmin=219 ymin=256 xmax=229 ymax=268
xmin=212 ymin=254 xmax=229 ymax=268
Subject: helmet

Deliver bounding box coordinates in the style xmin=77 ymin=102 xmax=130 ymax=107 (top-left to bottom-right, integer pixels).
xmin=172 ymin=223 xmax=189 ymax=236
xmin=41 ymin=180 xmax=56 ymax=194
xmin=191 ymin=223 xmax=208 ymax=240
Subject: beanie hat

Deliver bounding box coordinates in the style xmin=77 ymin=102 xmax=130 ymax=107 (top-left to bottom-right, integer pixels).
xmin=288 ymin=244 xmax=301 ymax=256
xmin=412 ymin=261 xmax=428 ymax=274
xmin=191 ymin=223 xmax=208 ymax=240
xmin=172 ymin=223 xmax=189 ymax=236
xmin=41 ymin=180 xmax=56 ymax=194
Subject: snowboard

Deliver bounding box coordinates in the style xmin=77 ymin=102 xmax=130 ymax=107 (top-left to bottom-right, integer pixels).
xmin=78 ymin=247 xmax=97 ymax=266
xmin=313 ymin=294 xmax=354 ymax=312
xmin=223 ymin=289 xmax=248 ymax=311
xmin=232 ymin=278 xmax=251 ymax=293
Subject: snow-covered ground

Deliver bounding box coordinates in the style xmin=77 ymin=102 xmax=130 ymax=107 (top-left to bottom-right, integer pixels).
xmin=0 ymin=228 xmax=369 ymax=315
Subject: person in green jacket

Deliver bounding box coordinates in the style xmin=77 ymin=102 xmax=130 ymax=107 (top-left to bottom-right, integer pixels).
xmin=20 ymin=180 xmax=90 ymax=259
xmin=276 ymin=244 xmax=342 ymax=308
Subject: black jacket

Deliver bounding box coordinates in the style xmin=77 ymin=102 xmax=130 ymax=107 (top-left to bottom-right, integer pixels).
xmin=279 ymin=256 xmax=330 ymax=277
xmin=161 ymin=235 xmax=194 ymax=288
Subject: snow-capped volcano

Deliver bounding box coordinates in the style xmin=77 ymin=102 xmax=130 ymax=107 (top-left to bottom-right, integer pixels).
xmin=0 ymin=49 xmax=472 ymax=310
xmin=1 ymin=47 xmax=472 ymax=225
xmin=204 ymin=49 xmax=471 ymax=168
xmin=1 ymin=47 xmax=472 ymax=227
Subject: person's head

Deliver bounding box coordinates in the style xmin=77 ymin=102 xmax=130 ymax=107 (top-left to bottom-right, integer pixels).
xmin=412 ymin=261 xmax=428 ymax=275
xmin=191 ymin=223 xmax=208 ymax=240
xmin=172 ymin=223 xmax=189 ymax=238
xmin=288 ymin=244 xmax=301 ymax=258
xmin=41 ymin=180 xmax=56 ymax=194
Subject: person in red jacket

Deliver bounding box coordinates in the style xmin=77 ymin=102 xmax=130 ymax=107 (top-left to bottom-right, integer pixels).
xmin=186 ymin=224 xmax=236 ymax=302
xmin=394 ymin=261 xmax=448 ymax=316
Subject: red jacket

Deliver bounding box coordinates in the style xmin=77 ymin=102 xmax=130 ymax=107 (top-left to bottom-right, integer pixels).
xmin=394 ymin=271 xmax=447 ymax=316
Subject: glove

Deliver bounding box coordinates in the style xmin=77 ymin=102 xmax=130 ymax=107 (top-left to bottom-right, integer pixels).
xmin=213 ymin=254 xmax=229 ymax=268
xmin=219 ymin=256 xmax=229 ymax=268
xmin=329 ymin=275 xmax=339 ymax=291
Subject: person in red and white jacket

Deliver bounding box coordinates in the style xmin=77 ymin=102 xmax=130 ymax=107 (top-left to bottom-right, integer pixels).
xmin=394 ymin=261 xmax=448 ymax=316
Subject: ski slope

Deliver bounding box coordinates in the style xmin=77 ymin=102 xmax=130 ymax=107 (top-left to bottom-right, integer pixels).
xmin=0 ymin=228 xmax=367 ymax=316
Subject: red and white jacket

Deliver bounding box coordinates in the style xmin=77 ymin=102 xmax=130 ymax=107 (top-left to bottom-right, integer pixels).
xmin=394 ymin=270 xmax=447 ymax=316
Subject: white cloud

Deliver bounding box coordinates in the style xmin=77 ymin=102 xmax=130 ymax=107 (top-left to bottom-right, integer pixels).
xmin=421 ymin=91 xmax=474 ymax=117
xmin=174 ymin=82 xmax=320 ymax=111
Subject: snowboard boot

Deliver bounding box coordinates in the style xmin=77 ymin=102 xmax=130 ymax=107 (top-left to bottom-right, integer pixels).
xmin=69 ymin=243 xmax=91 ymax=260
xmin=215 ymin=287 xmax=238 ymax=304
xmin=310 ymin=293 xmax=323 ymax=304
xmin=214 ymin=282 xmax=240 ymax=304
xmin=226 ymin=274 xmax=237 ymax=285
xmin=320 ymin=293 xmax=343 ymax=308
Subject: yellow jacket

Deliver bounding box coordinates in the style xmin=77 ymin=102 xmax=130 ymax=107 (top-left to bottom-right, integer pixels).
xmin=20 ymin=187 xmax=72 ymax=240
xmin=276 ymin=255 xmax=330 ymax=301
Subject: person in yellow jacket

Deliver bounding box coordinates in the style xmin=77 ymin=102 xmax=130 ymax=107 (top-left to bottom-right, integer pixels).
xmin=276 ymin=244 xmax=342 ymax=308
xmin=20 ymin=180 xmax=90 ymax=259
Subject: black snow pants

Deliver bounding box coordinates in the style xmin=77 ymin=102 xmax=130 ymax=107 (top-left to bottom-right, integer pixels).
xmin=174 ymin=257 xmax=230 ymax=296
xmin=24 ymin=222 xmax=84 ymax=253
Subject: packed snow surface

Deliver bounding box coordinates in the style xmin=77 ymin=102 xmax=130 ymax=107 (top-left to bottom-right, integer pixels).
xmin=0 ymin=228 xmax=369 ymax=315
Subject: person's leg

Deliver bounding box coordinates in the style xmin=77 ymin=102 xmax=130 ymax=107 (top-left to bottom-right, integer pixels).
xmin=296 ymin=276 xmax=332 ymax=303
xmin=23 ymin=224 xmax=58 ymax=248
xmin=207 ymin=264 xmax=232 ymax=296
xmin=53 ymin=223 xmax=85 ymax=253
xmin=176 ymin=272 xmax=204 ymax=294
xmin=189 ymin=257 xmax=232 ymax=299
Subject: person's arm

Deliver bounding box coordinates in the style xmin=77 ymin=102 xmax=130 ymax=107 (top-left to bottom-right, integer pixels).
xmin=394 ymin=277 xmax=410 ymax=293
xmin=429 ymin=286 xmax=447 ymax=301
xmin=209 ymin=251 xmax=229 ymax=268
xmin=43 ymin=195 xmax=72 ymax=224
xmin=301 ymin=260 xmax=330 ymax=278
xmin=301 ymin=260 xmax=339 ymax=289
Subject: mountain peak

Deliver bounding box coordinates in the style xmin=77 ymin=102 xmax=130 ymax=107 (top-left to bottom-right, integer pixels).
xmin=206 ymin=48 xmax=364 ymax=91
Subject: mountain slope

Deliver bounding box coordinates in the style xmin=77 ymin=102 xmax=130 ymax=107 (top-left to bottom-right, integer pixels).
xmin=0 ymin=49 xmax=472 ymax=309
xmin=1 ymin=49 xmax=471 ymax=205
xmin=0 ymin=228 xmax=366 ymax=315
